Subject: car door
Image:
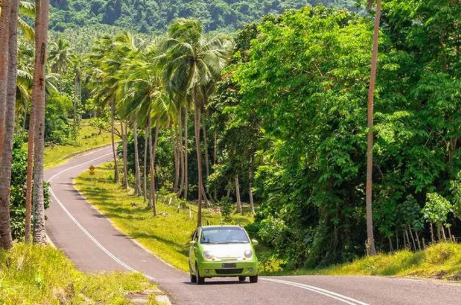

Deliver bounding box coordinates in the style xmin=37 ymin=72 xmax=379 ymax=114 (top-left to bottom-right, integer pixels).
xmin=189 ymin=228 xmax=199 ymax=272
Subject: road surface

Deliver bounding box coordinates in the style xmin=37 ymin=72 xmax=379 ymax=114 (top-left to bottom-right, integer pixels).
xmin=46 ymin=146 xmax=461 ymax=305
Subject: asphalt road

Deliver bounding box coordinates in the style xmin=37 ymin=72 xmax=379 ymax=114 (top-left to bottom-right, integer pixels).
xmin=46 ymin=146 xmax=461 ymax=305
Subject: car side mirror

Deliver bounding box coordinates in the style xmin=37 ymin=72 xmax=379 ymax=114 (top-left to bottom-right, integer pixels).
xmin=251 ymin=239 xmax=259 ymax=246
xmin=190 ymin=240 xmax=196 ymax=246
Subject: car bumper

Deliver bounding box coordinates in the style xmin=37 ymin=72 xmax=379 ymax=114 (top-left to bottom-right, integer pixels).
xmin=197 ymin=260 xmax=259 ymax=277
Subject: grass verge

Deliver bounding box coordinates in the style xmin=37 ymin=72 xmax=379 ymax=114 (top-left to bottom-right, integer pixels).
xmin=74 ymin=163 xmax=254 ymax=272
xmin=0 ymin=243 xmax=165 ymax=304
xmin=44 ymin=120 xmax=112 ymax=169
xmin=282 ymin=243 xmax=461 ymax=281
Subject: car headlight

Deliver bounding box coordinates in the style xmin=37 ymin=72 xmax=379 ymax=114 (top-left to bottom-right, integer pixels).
xmin=244 ymin=250 xmax=253 ymax=258
xmin=203 ymin=250 xmax=213 ymax=259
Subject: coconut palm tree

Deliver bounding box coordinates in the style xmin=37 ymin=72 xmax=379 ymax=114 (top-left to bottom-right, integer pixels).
xmin=365 ymin=0 xmax=382 ymax=256
xmin=160 ymin=18 xmax=233 ymax=226
xmin=32 ymin=0 xmax=50 ymax=245
xmin=48 ymin=38 xmax=73 ymax=74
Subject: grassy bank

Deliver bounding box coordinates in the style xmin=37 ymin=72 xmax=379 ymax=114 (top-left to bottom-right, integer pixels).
xmin=0 ymin=243 xmax=165 ymax=304
xmin=283 ymin=243 xmax=461 ymax=281
xmin=74 ymin=163 xmax=254 ymax=272
xmin=44 ymin=120 xmax=112 ymax=169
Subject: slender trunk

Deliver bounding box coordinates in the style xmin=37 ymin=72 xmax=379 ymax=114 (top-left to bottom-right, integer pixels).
xmin=0 ymin=0 xmax=18 ymax=250
xmin=235 ymin=175 xmax=242 ymax=214
xmin=408 ymin=225 xmax=416 ymax=251
xmin=0 ymin=0 xmax=11 ymax=156
xmin=111 ymin=100 xmax=119 ymax=183
xmin=441 ymin=226 xmax=447 ymax=241
xmin=213 ymin=131 xmax=217 ymax=201
xmin=150 ymin=118 xmax=160 ymax=216
xmin=430 ymin=223 xmax=435 ymax=243
xmin=172 ymin=124 xmax=179 ymax=193
xmin=201 ymin=182 xmax=209 ymax=207
xmin=388 ymin=237 xmax=393 ymax=252
xmin=32 ymin=0 xmax=49 ymax=245
xmin=194 ymin=88 xmax=203 ymax=227
xmin=202 ymin=115 xmax=210 ymax=179
xmin=133 ymin=120 xmax=141 ymax=196
xmin=147 ymin=116 xmax=153 ymax=208
xmin=122 ymin=121 xmax=129 ymax=189
xmin=25 ymin=0 xmax=41 ymax=244
xmin=249 ymin=162 xmax=255 ymax=215
xmin=177 ymin=108 xmax=184 ymax=197
xmin=184 ymin=107 xmax=189 ymax=200
xmin=396 ymin=230 xmax=399 ymax=250
xmin=404 ymin=229 xmax=410 ymax=249
xmin=365 ymin=0 xmax=382 ymax=256
xmin=143 ymin=124 xmax=148 ymax=201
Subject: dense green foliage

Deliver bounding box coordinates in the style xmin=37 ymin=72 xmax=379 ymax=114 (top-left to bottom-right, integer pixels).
xmin=50 ymin=0 xmax=356 ymax=33
xmin=208 ymin=1 xmax=461 ymax=268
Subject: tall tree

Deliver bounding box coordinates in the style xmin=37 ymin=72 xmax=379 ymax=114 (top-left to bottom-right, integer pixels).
xmin=0 ymin=0 xmax=11 ymax=156
xmin=365 ymin=0 xmax=382 ymax=256
xmin=161 ymin=18 xmax=232 ymax=226
xmin=32 ymin=0 xmax=50 ymax=245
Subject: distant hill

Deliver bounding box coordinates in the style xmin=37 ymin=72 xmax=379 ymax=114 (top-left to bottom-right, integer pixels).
xmin=50 ymin=0 xmax=356 ymax=33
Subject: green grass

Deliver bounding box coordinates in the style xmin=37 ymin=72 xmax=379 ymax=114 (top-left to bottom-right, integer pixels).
xmin=285 ymin=243 xmax=461 ymax=281
xmin=74 ymin=163 xmax=254 ymax=272
xmin=44 ymin=120 xmax=112 ymax=169
xmin=0 ymin=243 xmax=164 ymax=304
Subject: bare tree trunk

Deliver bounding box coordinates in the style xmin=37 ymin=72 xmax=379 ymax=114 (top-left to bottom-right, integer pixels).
xmin=150 ymin=118 xmax=160 ymax=216
xmin=248 ymin=162 xmax=255 ymax=215
xmin=235 ymin=175 xmax=242 ymax=214
xmin=184 ymin=107 xmax=189 ymax=200
xmin=111 ymin=100 xmax=119 ymax=183
xmin=32 ymin=0 xmax=49 ymax=245
xmin=0 ymin=0 xmax=11 ymax=156
xmin=147 ymin=116 xmax=153 ymax=209
xmin=172 ymin=125 xmax=179 ymax=193
xmin=388 ymin=237 xmax=393 ymax=252
xmin=415 ymin=231 xmax=422 ymax=251
xmin=430 ymin=223 xmax=435 ymax=243
xmin=122 ymin=121 xmax=129 ymax=189
xmin=408 ymin=225 xmax=416 ymax=251
xmin=202 ymin=115 xmax=210 ymax=179
xmin=396 ymin=230 xmax=399 ymax=250
xmin=194 ymin=88 xmax=203 ymax=227
xmin=143 ymin=124 xmax=148 ymax=202
xmin=0 ymin=0 xmax=18 ymax=250
xmin=441 ymin=226 xmax=447 ymax=241
xmin=25 ymin=0 xmax=41 ymax=244
xmin=177 ymin=108 xmax=184 ymax=197
xmin=133 ymin=120 xmax=141 ymax=196
xmin=365 ymin=0 xmax=382 ymax=257
xmin=213 ymin=131 xmax=217 ymax=201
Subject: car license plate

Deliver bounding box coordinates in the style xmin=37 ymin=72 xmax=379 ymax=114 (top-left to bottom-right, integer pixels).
xmin=222 ymin=263 xmax=237 ymax=268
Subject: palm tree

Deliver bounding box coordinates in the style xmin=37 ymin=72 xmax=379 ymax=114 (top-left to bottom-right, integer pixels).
xmin=365 ymin=0 xmax=382 ymax=256
xmin=0 ymin=0 xmax=11 ymax=158
xmin=49 ymin=38 xmax=73 ymax=74
xmin=160 ymin=18 xmax=233 ymax=226
xmin=32 ymin=0 xmax=50 ymax=245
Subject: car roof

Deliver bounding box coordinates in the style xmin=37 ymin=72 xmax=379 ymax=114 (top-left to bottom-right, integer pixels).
xmin=200 ymin=225 xmax=243 ymax=229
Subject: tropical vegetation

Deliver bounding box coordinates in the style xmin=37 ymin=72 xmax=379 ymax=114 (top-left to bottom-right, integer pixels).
xmin=0 ymin=1 xmax=461 ymax=299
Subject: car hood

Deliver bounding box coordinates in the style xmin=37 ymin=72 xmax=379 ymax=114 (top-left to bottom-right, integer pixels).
xmin=201 ymin=243 xmax=252 ymax=258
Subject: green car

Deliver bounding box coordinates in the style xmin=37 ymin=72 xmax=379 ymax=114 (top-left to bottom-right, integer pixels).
xmin=189 ymin=225 xmax=259 ymax=284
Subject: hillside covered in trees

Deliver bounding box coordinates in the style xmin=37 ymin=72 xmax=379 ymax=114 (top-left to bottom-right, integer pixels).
xmin=50 ymin=0 xmax=356 ymax=33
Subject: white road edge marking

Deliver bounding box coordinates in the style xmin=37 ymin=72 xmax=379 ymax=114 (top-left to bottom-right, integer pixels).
xmin=262 ymin=278 xmax=369 ymax=305
xmin=48 ymin=150 xmax=157 ymax=282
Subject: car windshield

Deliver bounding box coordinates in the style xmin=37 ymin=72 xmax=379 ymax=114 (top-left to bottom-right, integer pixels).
xmin=200 ymin=227 xmax=249 ymax=244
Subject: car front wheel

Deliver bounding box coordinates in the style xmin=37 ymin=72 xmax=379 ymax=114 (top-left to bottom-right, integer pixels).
xmin=250 ymin=275 xmax=258 ymax=283
xmin=190 ymin=273 xmax=197 ymax=283
xmin=196 ymin=263 xmax=205 ymax=285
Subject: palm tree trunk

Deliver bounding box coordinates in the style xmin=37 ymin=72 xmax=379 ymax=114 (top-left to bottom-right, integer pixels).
xmin=143 ymin=124 xmax=148 ymax=201
xmin=194 ymin=88 xmax=203 ymax=227
xmin=202 ymin=115 xmax=210 ymax=179
xmin=133 ymin=120 xmax=141 ymax=196
xmin=184 ymin=107 xmax=189 ymax=200
xmin=122 ymin=121 xmax=129 ymax=189
xmin=172 ymin=124 xmax=179 ymax=193
xmin=213 ymin=131 xmax=217 ymax=201
xmin=150 ymin=118 xmax=160 ymax=216
xmin=0 ymin=0 xmax=19 ymax=250
xmin=0 ymin=0 xmax=11 ymax=157
xmin=365 ymin=0 xmax=381 ymax=256
xmin=147 ymin=116 xmax=153 ymax=208
xmin=235 ymin=175 xmax=242 ymax=214
xmin=249 ymin=161 xmax=255 ymax=215
xmin=177 ymin=108 xmax=184 ymax=197
xmin=111 ymin=100 xmax=119 ymax=183
xmin=32 ymin=0 xmax=49 ymax=245
xmin=25 ymin=0 xmax=41 ymax=244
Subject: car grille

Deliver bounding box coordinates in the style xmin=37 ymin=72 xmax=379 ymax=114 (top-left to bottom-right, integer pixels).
xmin=215 ymin=268 xmax=243 ymax=275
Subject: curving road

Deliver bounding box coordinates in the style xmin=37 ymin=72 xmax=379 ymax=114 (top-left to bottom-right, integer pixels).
xmin=46 ymin=146 xmax=461 ymax=305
